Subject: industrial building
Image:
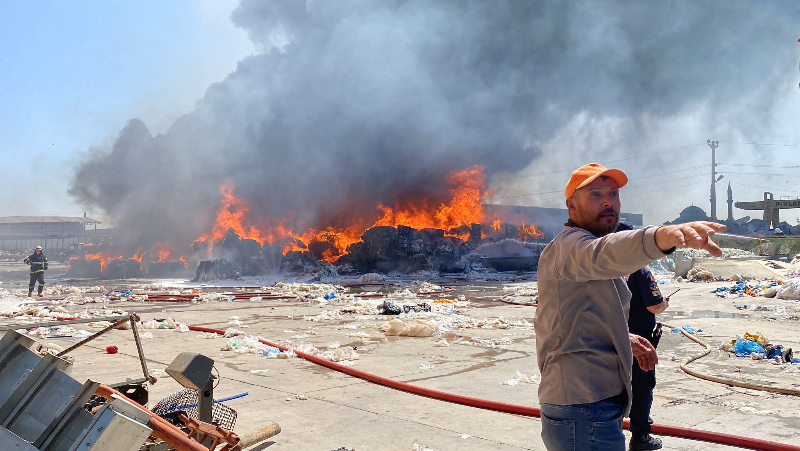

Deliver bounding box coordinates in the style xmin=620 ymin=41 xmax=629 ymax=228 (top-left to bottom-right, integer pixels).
xmin=0 ymin=216 xmax=103 ymax=251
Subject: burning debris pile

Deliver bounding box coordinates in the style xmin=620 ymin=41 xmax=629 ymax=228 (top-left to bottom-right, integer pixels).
xmin=66 ymin=246 xmax=192 ymax=280
xmin=67 ymin=166 xmax=547 ymax=280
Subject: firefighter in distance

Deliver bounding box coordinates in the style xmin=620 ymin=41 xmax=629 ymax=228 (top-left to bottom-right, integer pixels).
xmin=24 ymin=245 xmax=48 ymax=297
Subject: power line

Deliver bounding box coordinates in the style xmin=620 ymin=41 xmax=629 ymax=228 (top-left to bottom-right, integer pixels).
xmin=717 ymin=171 xmax=800 ymax=177
xmin=505 ymin=181 xmax=709 ymax=206
xmin=490 ymin=165 xmax=710 ymax=200
xmin=502 ymin=142 xmax=706 ymax=180
xmin=718 ymin=163 xmax=800 ymax=168
xmin=729 ymin=182 xmax=800 ymax=193
xmin=718 ymin=141 xmax=800 ymax=147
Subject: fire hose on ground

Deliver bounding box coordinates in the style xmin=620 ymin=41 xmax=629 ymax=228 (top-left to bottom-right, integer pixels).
xmin=661 ymin=322 xmax=800 ymax=396
xmin=26 ymin=314 xmax=797 ymax=449
xmin=497 ymin=300 xmax=800 ymax=396
xmin=189 ymin=324 xmax=800 ymax=451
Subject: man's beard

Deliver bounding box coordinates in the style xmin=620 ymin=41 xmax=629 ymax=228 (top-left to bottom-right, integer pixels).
xmin=579 ymin=208 xmax=619 ymax=237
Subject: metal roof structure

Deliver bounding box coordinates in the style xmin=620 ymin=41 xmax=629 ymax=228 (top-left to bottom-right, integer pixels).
xmin=0 ymin=216 xmax=101 ymax=225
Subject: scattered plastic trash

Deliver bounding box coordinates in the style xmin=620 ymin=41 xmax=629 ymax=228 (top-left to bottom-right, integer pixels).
xmin=176 ymin=324 xmax=189 ymax=332
xmin=262 ymin=349 xmax=281 ymax=357
xmin=323 ymin=292 xmax=337 ymax=300
xmin=383 ymin=319 xmax=437 ymax=337
xmin=777 ymin=277 xmax=800 ymax=300
xmin=743 ymin=332 xmax=767 ymax=346
xmin=403 ymin=302 xmax=432 ymax=313
xmin=733 ymin=337 xmax=765 ymax=357
xmin=140 ymin=332 xmax=153 ymax=339
xmin=105 ymin=346 xmax=118 ymax=354
xmin=250 ymin=369 xmax=269 ymax=374
xmin=712 ymin=280 xmax=783 ymax=298
xmin=687 ymin=266 xmax=715 ymax=282
xmin=782 ymin=365 xmax=800 ymax=374
xmin=379 ymin=300 xmax=403 ymax=315
xmin=72 ymin=330 xmax=93 ymax=339
xmin=672 ymin=325 xmax=701 ymax=334
xmin=419 ymin=363 xmax=436 ymax=369
xmin=502 ymin=370 xmax=540 ymax=385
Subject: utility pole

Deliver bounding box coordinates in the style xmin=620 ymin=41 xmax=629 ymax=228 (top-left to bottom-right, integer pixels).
xmin=707 ymin=140 xmax=719 ymax=221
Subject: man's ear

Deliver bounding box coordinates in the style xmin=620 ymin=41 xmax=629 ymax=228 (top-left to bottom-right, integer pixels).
xmin=566 ymin=196 xmax=576 ymax=213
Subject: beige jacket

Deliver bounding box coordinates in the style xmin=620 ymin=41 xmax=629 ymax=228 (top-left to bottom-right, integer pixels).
xmin=534 ymin=226 xmax=668 ymax=414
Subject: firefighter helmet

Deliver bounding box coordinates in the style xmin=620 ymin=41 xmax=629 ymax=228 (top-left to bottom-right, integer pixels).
xmin=34 ymin=245 xmax=42 ymax=251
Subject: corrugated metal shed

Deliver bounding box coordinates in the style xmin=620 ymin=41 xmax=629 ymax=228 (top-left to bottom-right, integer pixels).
xmin=0 ymin=216 xmax=101 ymax=224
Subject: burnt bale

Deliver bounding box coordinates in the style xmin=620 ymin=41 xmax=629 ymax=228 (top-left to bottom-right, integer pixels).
xmin=282 ymin=251 xmax=319 ymax=273
xmin=220 ymin=230 xmax=241 ymax=252
xmin=260 ymin=245 xmax=284 ymax=274
xmin=146 ymin=262 xmax=188 ymax=278
xmin=469 ymin=223 xmax=482 ymax=243
xmin=311 ymin=263 xmax=339 ymax=282
xmin=338 ymin=226 xmax=445 ymax=274
xmin=237 ymin=239 xmax=263 ymax=259
xmin=66 ymin=259 xmax=102 ymax=278
xmin=193 ymin=259 xmax=241 ymax=282
xmin=308 ymin=239 xmax=337 ymax=262
xmin=431 ymin=240 xmax=463 ymax=273
xmin=418 ymin=228 xmax=444 ymax=241
xmin=102 ymin=259 xmax=144 ymax=279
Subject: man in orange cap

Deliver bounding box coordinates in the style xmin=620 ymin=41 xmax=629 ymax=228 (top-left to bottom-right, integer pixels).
xmin=534 ymin=163 xmax=726 ymax=451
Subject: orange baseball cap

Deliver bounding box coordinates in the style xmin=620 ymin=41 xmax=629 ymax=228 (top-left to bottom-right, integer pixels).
xmin=565 ymin=163 xmax=628 ymax=199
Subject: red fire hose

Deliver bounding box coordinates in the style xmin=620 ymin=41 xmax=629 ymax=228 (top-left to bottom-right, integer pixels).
xmin=189 ymin=325 xmax=800 ymax=451
xmin=33 ymin=315 xmax=797 ymax=450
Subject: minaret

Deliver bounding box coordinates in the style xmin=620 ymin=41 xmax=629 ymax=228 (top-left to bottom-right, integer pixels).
xmin=726 ymin=182 xmax=734 ymax=223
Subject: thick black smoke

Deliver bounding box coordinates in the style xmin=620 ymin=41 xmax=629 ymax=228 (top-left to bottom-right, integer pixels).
xmin=69 ymin=0 xmax=800 ymax=252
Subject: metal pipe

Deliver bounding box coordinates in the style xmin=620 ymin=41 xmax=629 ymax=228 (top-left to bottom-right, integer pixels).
xmin=129 ymin=314 xmax=157 ymax=384
xmin=57 ymin=317 xmax=131 ymax=356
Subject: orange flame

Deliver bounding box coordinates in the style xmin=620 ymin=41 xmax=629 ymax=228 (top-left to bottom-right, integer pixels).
xmin=491 ymin=219 xmax=503 ymax=231
xmin=150 ymin=242 xmax=172 ymax=262
xmin=518 ymin=222 xmax=544 ymax=241
xmin=83 ymin=252 xmax=124 ymax=271
xmin=198 ymin=180 xmax=268 ymax=249
xmin=372 ymin=165 xmax=486 ymax=241
xmin=196 ymin=165 xmax=494 ymax=262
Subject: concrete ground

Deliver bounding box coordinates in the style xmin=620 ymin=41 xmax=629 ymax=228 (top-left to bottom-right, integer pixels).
xmin=2 ymin=266 xmax=800 ymax=451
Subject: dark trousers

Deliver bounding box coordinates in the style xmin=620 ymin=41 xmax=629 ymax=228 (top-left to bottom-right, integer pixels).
xmin=629 ymin=329 xmax=656 ymax=436
xmin=29 ymin=272 xmax=45 ymax=294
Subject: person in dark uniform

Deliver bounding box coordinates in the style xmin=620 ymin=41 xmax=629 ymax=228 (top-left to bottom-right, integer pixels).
xmin=617 ymin=222 xmax=668 ymax=451
xmin=23 ymin=245 xmax=48 ymax=297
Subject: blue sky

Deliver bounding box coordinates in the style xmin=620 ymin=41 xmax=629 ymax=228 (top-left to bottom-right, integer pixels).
xmin=0 ymin=0 xmax=252 ymax=217
xmin=1 ymin=1 xmax=798 ymax=227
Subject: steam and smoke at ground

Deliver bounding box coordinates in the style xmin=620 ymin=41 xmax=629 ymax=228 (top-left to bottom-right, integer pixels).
xmin=69 ymin=0 xmax=800 ymax=254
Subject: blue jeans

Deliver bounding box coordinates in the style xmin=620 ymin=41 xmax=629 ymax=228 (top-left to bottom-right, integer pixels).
xmin=540 ymin=393 xmax=626 ymax=451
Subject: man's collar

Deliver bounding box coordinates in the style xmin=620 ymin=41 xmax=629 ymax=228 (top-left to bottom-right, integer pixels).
xmin=565 ymin=218 xmax=580 ymax=228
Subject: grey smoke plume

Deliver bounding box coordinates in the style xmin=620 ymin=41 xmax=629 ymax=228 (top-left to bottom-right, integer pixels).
xmin=69 ymin=0 xmax=800 ymax=253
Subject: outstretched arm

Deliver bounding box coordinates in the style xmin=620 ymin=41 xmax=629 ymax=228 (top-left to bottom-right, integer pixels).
xmin=655 ymin=221 xmax=727 ymax=257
